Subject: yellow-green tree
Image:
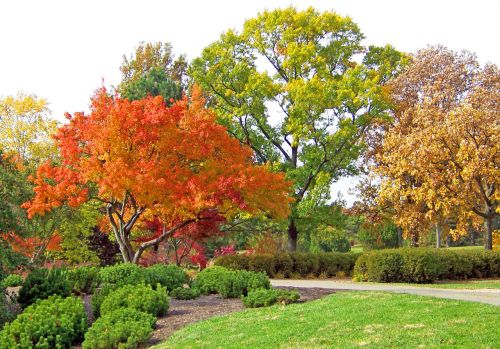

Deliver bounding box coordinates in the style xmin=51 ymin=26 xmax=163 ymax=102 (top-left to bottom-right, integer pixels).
xmin=0 ymin=93 xmax=58 ymax=163
xmin=376 ymin=46 xmax=499 ymax=249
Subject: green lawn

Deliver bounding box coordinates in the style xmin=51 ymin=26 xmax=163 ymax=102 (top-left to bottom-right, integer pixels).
xmin=155 ymin=292 xmax=500 ymax=349
xmin=361 ymin=279 xmax=500 ymax=290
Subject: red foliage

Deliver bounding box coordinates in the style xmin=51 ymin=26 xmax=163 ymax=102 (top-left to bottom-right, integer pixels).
xmin=213 ymin=245 xmax=236 ymax=257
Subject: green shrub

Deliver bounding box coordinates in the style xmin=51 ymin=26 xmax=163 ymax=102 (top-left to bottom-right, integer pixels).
xmin=247 ymin=254 xmax=275 ymax=276
xmin=91 ymin=284 xmax=116 ymax=317
xmin=98 ymin=263 xmax=145 ymax=287
xmin=242 ymin=288 xmax=300 ymax=308
xmin=0 ymin=295 xmax=87 ymax=349
xmin=0 ymin=287 xmax=15 ymax=327
xmin=215 ymin=252 xmax=360 ymax=278
xmin=170 ymin=287 xmax=200 ymax=300
xmin=194 ymin=266 xmax=270 ymax=298
xmin=1 ymin=274 xmax=23 ymax=288
xmin=273 ymin=253 xmax=293 ymax=277
xmin=144 ymin=264 xmax=188 ymax=291
xmin=353 ymin=248 xmax=500 ymax=283
xmin=290 ymin=252 xmax=320 ymax=277
xmin=18 ymin=268 xmax=71 ymax=308
xmin=213 ymin=254 xmax=249 ymax=271
xmin=67 ymin=266 xmax=100 ymax=295
xmin=100 ymin=283 xmax=169 ymax=317
xmin=82 ymin=308 xmax=155 ymax=349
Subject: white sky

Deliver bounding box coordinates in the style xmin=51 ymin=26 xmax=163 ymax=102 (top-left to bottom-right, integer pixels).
xmin=1 ymin=0 xmax=499 ymax=204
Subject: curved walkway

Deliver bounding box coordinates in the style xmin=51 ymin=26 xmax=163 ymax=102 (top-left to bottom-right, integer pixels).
xmin=271 ymin=279 xmax=500 ymax=306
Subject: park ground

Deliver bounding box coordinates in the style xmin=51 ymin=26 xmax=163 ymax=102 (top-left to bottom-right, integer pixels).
xmin=153 ymin=291 xmax=500 ymax=349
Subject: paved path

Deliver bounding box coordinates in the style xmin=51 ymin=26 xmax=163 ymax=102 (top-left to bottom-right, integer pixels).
xmin=271 ymin=279 xmax=500 ymax=306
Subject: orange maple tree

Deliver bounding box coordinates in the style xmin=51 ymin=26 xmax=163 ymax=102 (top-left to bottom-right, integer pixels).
xmin=24 ymin=88 xmax=291 ymax=263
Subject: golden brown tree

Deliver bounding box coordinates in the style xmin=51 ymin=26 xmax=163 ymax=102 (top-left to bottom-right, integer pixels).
xmin=375 ymin=46 xmax=499 ymax=249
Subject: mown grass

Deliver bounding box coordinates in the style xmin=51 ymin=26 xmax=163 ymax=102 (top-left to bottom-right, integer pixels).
xmin=360 ymin=279 xmax=500 ymax=290
xmin=155 ymin=292 xmax=499 ymax=349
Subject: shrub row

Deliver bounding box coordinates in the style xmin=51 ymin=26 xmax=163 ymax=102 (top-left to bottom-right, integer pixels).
xmin=0 ymin=296 xmax=87 ymax=348
xmin=193 ymin=266 xmax=270 ymax=298
xmin=214 ymin=252 xmax=361 ymax=278
xmin=242 ymin=288 xmax=300 ymax=308
xmin=17 ymin=263 xmax=187 ymax=309
xmin=353 ymin=248 xmax=500 ymax=283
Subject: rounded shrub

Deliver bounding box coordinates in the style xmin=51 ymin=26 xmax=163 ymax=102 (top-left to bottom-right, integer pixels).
xmin=100 ymin=283 xmax=169 ymax=317
xmin=98 ymin=263 xmax=145 ymax=287
xmin=82 ymin=308 xmax=155 ymax=349
xmin=144 ymin=264 xmax=188 ymax=291
xmin=67 ymin=266 xmax=100 ymax=295
xmin=193 ymin=266 xmax=270 ymax=298
xmin=170 ymin=287 xmax=200 ymax=300
xmin=1 ymin=274 xmax=23 ymax=288
xmin=18 ymin=268 xmax=71 ymax=308
xmin=0 ymin=295 xmax=87 ymax=349
xmin=242 ymin=288 xmax=300 ymax=308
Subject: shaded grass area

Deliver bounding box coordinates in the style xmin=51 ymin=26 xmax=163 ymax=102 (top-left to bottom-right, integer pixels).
xmin=155 ymin=292 xmax=499 ymax=349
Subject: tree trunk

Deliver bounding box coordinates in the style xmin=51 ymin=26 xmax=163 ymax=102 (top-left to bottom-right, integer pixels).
xmin=410 ymin=234 xmax=419 ymax=247
xmin=435 ymin=224 xmax=442 ymax=248
xmin=397 ymin=227 xmax=403 ymax=247
xmin=287 ymin=219 xmax=298 ymax=252
xmin=484 ymin=216 xmax=493 ymax=250
xmin=445 ymin=234 xmax=451 ymax=248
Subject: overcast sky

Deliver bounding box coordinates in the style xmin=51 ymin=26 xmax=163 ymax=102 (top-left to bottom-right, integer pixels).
xmin=1 ymin=0 xmax=499 ymax=204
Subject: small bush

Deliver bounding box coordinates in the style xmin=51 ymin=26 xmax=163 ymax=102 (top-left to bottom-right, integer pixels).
xmin=144 ymin=264 xmax=188 ymax=291
xmin=212 ymin=254 xmax=249 ymax=271
xmin=353 ymin=248 xmax=500 ymax=283
xmin=0 ymin=295 xmax=87 ymax=349
xmin=67 ymin=266 xmax=100 ymax=294
xmin=242 ymin=288 xmax=300 ymax=308
xmin=100 ymin=283 xmax=169 ymax=317
xmin=82 ymin=308 xmax=155 ymax=349
xmin=1 ymin=274 xmax=23 ymax=288
xmin=98 ymin=263 xmax=145 ymax=287
xmin=194 ymin=266 xmax=270 ymax=298
xmin=18 ymin=268 xmax=71 ymax=308
xmin=170 ymin=287 xmax=200 ymax=300
xmin=91 ymin=284 xmax=116 ymax=317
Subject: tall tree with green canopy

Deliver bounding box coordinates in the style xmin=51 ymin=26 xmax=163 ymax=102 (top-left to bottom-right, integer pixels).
xmin=119 ymin=41 xmax=186 ymax=102
xmin=189 ymin=7 xmax=406 ymax=250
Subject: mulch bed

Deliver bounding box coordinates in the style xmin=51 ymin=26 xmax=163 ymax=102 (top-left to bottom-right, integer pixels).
xmin=147 ymin=287 xmax=336 ymax=346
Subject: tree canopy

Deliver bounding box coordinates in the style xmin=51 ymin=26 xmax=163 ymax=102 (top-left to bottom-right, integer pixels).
xmin=374 ymin=46 xmax=499 ymax=249
xmin=189 ymin=7 xmax=407 ymax=250
xmin=24 ymin=88 xmax=291 ymax=263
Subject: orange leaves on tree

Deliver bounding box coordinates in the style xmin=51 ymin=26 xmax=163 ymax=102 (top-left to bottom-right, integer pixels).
xmin=24 ymin=86 xmax=292 ymax=263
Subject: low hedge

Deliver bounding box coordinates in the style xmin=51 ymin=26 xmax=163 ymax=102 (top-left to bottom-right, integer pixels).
xmin=353 ymin=248 xmax=500 ymax=283
xmin=193 ymin=266 xmax=270 ymax=298
xmin=82 ymin=308 xmax=155 ymax=349
xmin=0 ymin=295 xmax=87 ymax=349
xmin=214 ymin=252 xmax=361 ymax=278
